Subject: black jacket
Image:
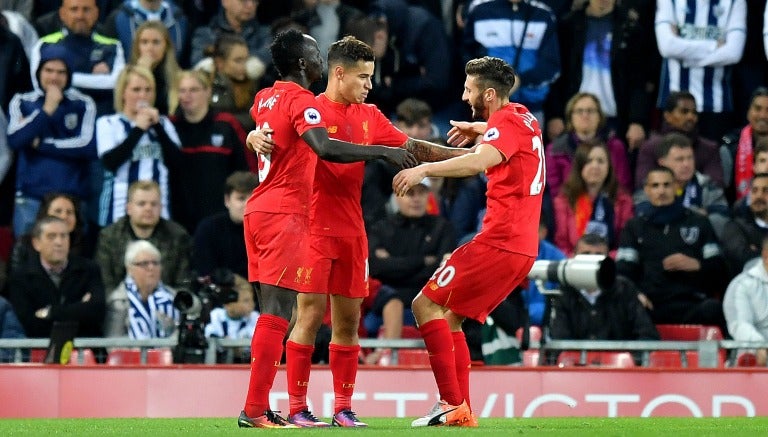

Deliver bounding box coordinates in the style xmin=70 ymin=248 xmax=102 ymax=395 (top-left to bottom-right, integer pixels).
xmin=169 ymin=110 xmax=249 ymax=233
xmin=550 ymin=276 xmax=659 ymax=341
xmin=192 ymin=211 xmax=248 ymax=279
xmin=8 ymin=255 xmax=105 ymax=338
xmin=721 ymin=215 xmax=768 ymax=276
xmin=616 ymin=208 xmax=727 ymax=304
xmin=368 ymin=212 xmax=456 ymax=305
xmin=0 ymin=27 xmax=32 ymax=112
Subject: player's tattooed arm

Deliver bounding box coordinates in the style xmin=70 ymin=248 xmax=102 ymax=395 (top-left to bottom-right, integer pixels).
xmin=404 ymin=138 xmax=470 ymax=163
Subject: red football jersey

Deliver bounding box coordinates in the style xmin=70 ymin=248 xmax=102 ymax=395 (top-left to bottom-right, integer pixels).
xmin=309 ymin=94 xmax=408 ymax=236
xmin=245 ymin=81 xmax=325 ymax=216
xmin=474 ymin=103 xmax=544 ymax=256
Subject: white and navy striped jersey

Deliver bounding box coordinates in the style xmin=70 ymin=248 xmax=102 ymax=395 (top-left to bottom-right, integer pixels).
xmin=96 ymin=113 xmax=180 ymax=225
xmin=655 ymin=0 xmax=747 ymax=113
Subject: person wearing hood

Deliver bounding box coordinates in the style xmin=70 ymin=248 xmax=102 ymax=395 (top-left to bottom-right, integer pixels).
xmin=29 ymin=0 xmax=125 ymax=116
xmin=7 ymin=44 xmax=97 ymax=238
xmin=723 ymin=234 xmax=768 ymax=366
xmin=549 ymin=233 xmax=659 ymax=364
xmin=616 ymin=166 xmax=727 ymax=332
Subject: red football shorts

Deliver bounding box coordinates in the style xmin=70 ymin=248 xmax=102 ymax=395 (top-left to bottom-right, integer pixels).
xmin=244 ymin=211 xmax=311 ymax=290
xmin=297 ymin=234 xmax=369 ymax=298
xmin=421 ymin=240 xmax=535 ymax=323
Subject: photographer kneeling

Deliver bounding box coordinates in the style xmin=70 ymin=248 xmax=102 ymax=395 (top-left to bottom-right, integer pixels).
xmin=204 ymin=274 xmax=260 ymax=363
xmin=104 ymin=240 xmax=179 ymax=338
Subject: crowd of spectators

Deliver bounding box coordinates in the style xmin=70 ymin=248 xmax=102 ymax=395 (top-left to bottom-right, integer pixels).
xmin=1 ymin=0 xmax=768 ymax=365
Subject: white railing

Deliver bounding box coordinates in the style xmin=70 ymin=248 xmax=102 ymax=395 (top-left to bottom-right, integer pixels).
xmin=1 ymin=337 xmax=765 ymax=367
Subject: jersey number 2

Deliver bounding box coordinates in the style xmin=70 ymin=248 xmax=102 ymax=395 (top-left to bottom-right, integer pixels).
xmin=530 ymin=135 xmax=545 ymax=196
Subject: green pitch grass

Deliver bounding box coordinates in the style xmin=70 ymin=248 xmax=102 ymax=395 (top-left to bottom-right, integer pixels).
xmin=2 ymin=417 xmax=768 ymax=436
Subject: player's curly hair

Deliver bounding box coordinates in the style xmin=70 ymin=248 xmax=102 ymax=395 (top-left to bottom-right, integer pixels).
xmin=270 ymin=28 xmax=306 ymax=78
xmin=327 ymin=35 xmax=375 ymax=67
xmin=465 ymin=56 xmax=516 ymax=97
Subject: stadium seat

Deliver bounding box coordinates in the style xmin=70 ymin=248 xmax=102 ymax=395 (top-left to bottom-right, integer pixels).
xmin=107 ymin=348 xmax=173 ymax=365
xmin=514 ymin=327 xmax=544 ymax=366
xmin=397 ymin=349 xmax=430 ymax=366
xmin=515 ymin=326 xmax=543 ymax=343
xmin=521 ymin=350 xmax=541 ymax=367
xmin=648 ymin=351 xmax=698 ymax=368
xmin=376 ymin=325 xmax=422 ymax=339
xmin=69 ymin=349 xmax=97 ymax=365
xmin=557 ymin=351 xmax=635 ymax=368
xmin=401 ymin=326 xmax=422 ymax=339
xmin=735 ymin=352 xmax=758 ymax=367
xmin=29 ymin=349 xmax=47 ymax=363
xmin=655 ymin=324 xmax=723 ymax=341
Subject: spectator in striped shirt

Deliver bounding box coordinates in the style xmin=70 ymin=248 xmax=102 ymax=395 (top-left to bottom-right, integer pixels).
xmin=103 ymin=239 xmax=179 ymax=339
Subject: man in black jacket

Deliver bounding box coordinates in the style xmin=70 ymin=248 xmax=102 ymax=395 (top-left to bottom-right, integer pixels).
xmin=8 ymin=216 xmax=105 ymax=338
xmin=616 ymin=166 xmax=727 ymax=331
xmin=366 ymin=178 xmax=455 ymax=354
xmin=721 ymin=173 xmax=768 ymax=276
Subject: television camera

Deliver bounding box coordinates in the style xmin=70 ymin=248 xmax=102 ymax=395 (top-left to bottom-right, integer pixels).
xmin=172 ymin=269 xmax=240 ymax=363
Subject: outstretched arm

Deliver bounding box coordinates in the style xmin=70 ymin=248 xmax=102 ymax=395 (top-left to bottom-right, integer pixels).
xmin=403 ymin=138 xmax=470 ymax=162
xmin=302 ymin=127 xmax=417 ymax=168
xmin=393 ymin=143 xmax=502 ymax=196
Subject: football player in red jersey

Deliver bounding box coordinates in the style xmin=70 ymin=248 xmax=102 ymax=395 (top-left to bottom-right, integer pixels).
xmin=248 ymin=35 xmax=469 ymax=428
xmin=393 ymin=56 xmax=545 ymax=427
xmin=237 ymin=29 xmax=417 ymax=429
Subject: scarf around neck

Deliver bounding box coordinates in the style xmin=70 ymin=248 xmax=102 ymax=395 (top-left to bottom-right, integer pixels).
xmin=647 ymin=199 xmax=686 ymax=226
xmin=735 ymin=125 xmax=754 ymax=200
xmin=125 ymin=276 xmax=178 ymax=339
xmin=576 ymin=192 xmax=616 ymax=246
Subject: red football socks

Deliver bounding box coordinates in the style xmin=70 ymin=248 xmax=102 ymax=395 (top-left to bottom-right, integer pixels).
xmin=419 ymin=319 xmax=463 ymax=406
xmin=330 ymin=343 xmax=360 ymax=414
xmin=452 ymin=330 xmax=472 ymax=410
xmin=286 ymin=340 xmax=314 ymax=416
xmin=243 ymin=314 xmax=289 ymax=417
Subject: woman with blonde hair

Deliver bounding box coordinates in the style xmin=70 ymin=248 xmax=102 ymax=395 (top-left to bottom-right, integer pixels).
xmin=96 ymin=65 xmax=181 ymax=225
xmin=130 ymin=20 xmax=181 ymax=115
xmin=553 ymin=140 xmax=634 ymax=256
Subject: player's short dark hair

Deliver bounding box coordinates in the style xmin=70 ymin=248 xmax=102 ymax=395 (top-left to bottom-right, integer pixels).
xmin=663 ymin=91 xmax=696 ymax=113
xmin=465 ymin=56 xmax=516 ymax=97
xmin=225 ymin=171 xmax=258 ymax=195
xmin=270 ymin=28 xmax=306 ymax=78
xmin=644 ymin=166 xmax=675 ymax=186
xmin=655 ymin=132 xmax=692 ymax=159
xmin=327 ymin=35 xmax=374 ymax=67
